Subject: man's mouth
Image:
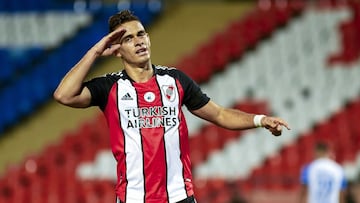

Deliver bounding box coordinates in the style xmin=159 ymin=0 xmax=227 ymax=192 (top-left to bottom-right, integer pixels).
xmin=136 ymin=48 xmax=148 ymax=54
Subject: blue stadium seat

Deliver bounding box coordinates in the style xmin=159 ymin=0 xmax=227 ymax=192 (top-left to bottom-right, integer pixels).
xmin=0 ymin=0 xmax=164 ymax=134
xmin=0 ymin=50 xmax=13 ymax=82
xmin=15 ymin=74 xmax=35 ymax=117
xmin=0 ymin=86 xmax=18 ymax=129
xmin=28 ymin=65 xmax=49 ymax=106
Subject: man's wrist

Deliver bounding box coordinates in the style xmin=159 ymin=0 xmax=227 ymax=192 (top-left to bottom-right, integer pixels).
xmin=253 ymin=115 xmax=266 ymax=128
xmin=88 ymin=47 xmax=102 ymax=57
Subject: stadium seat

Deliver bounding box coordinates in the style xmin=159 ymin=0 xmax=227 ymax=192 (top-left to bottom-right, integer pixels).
xmin=279 ymin=144 xmax=301 ymax=189
xmin=0 ymin=50 xmax=13 ymax=82
xmin=238 ymin=12 xmax=262 ymax=49
xmin=225 ymin=21 xmax=247 ymax=61
xmin=217 ymin=127 xmax=240 ymax=145
xmin=295 ymin=133 xmax=315 ymax=166
xmin=209 ymin=32 xmax=231 ymax=72
xmin=345 ymin=99 xmax=360 ymax=151
xmin=0 ymin=86 xmax=19 ymax=129
xmin=201 ymin=125 xmax=224 ymax=157
xmin=28 ymin=65 xmax=50 ymax=105
xmin=189 ymin=132 xmax=206 ymax=169
xmin=192 ymin=45 xmax=214 ymax=83
xmin=256 ymin=9 xmax=278 ymax=38
xmin=249 ymin=165 xmax=267 ymax=189
xmin=262 ymin=153 xmax=285 ymax=189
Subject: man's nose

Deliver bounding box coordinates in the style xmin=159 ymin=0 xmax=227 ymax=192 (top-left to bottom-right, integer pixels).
xmin=134 ymin=37 xmax=144 ymax=46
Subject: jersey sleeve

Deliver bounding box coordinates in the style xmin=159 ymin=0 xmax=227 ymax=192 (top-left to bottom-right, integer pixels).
xmin=83 ymin=74 xmax=117 ymax=111
xmin=300 ymin=165 xmax=310 ymax=185
xmin=175 ymin=69 xmax=210 ymax=110
xmin=340 ymin=170 xmax=348 ymax=189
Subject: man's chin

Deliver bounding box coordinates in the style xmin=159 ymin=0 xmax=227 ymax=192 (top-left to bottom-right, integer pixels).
xmin=140 ymin=56 xmax=151 ymax=63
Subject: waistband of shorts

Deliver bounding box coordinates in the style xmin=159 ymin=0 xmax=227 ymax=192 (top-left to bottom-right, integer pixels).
xmin=117 ymin=195 xmax=195 ymax=203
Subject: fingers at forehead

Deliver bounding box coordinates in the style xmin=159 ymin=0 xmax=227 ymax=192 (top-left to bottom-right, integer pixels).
xmin=109 ymin=28 xmax=126 ymax=39
xmin=110 ymin=44 xmax=121 ymax=50
xmin=108 ymin=29 xmax=126 ymax=45
xmin=114 ymin=28 xmax=126 ymax=37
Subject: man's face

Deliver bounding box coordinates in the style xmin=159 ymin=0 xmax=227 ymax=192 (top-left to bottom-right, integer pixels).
xmin=116 ymin=21 xmax=151 ymax=66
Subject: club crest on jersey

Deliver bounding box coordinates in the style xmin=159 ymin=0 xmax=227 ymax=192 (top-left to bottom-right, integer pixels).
xmin=144 ymin=92 xmax=155 ymax=102
xmin=162 ymin=85 xmax=176 ymax=102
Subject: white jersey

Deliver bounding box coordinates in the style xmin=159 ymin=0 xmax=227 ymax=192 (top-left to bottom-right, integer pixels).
xmin=300 ymin=158 xmax=347 ymax=203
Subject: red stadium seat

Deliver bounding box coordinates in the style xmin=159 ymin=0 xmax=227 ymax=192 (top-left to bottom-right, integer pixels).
xmin=313 ymin=122 xmax=333 ymax=143
xmin=192 ymin=45 xmax=214 ymax=83
xmin=280 ymin=144 xmax=301 ymax=189
xmin=234 ymin=99 xmax=270 ymax=115
xmin=176 ymin=55 xmax=201 ymax=83
xmin=201 ymin=125 xmax=224 ymax=158
xmin=256 ymin=9 xmax=278 ymax=38
xmin=225 ymin=21 xmax=247 ymax=60
xmin=189 ymin=133 xmax=206 ymax=169
xmin=330 ymin=110 xmax=352 ymax=147
xmin=249 ymin=166 xmax=267 ymax=190
xmin=78 ymin=180 xmax=116 ymax=203
xmin=239 ymin=12 xmax=263 ymax=49
xmin=273 ymin=5 xmax=292 ymax=26
xmin=346 ymin=99 xmax=360 ymax=150
xmin=328 ymin=1 xmax=360 ymax=66
xmin=297 ymin=133 xmax=315 ymax=165
xmin=217 ymin=127 xmax=240 ymax=145
xmin=263 ymin=154 xmax=284 ymax=190
xmin=192 ymin=178 xmax=208 ymax=202
xmin=209 ymin=32 xmax=231 ymax=72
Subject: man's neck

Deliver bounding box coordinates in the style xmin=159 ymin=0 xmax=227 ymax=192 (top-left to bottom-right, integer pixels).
xmin=124 ymin=62 xmax=153 ymax=83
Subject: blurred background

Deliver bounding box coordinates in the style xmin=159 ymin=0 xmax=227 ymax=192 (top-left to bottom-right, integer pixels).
xmin=0 ymin=0 xmax=360 ymax=202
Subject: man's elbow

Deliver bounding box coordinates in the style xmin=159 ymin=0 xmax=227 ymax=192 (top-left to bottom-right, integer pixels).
xmin=53 ymin=90 xmax=70 ymax=105
xmin=53 ymin=90 xmax=91 ymax=108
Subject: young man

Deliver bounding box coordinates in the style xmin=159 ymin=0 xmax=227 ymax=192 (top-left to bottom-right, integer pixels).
xmin=54 ymin=10 xmax=290 ymax=203
xmin=299 ymin=141 xmax=347 ymax=203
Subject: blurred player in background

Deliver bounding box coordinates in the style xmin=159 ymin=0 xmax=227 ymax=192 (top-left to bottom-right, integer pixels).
xmin=53 ymin=10 xmax=290 ymax=203
xmin=299 ymin=141 xmax=347 ymax=203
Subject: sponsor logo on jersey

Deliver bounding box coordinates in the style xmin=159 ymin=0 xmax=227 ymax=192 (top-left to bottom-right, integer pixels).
xmin=144 ymin=92 xmax=155 ymax=102
xmin=124 ymin=106 xmax=179 ymax=129
xmin=162 ymin=85 xmax=176 ymax=102
xmin=121 ymin=93 xmax=133 ymax=100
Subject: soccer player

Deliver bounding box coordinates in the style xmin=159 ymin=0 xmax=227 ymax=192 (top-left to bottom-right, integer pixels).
xmin=54 ymin=10 xmax=290 ymax=203
xmin=299 ymin=141 xmax=347 ymax=203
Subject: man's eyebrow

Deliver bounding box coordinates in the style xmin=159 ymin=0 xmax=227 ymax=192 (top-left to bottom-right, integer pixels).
xmin=118 ymin=29 xmax=146 ymax=43
xmin=119 ymin=33 xmax=132 ymax=42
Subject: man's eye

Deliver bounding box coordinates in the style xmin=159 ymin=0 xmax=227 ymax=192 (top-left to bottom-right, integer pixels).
xmin=124 ymin=37 xmax=132 ymax=42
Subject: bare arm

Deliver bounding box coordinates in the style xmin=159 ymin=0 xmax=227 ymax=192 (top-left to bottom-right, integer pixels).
xmin=53 ymin=28 xmax=126 ymax=108
xmin=191 ymin=100 xmax=290 ymax=136
xmin=299 ymin=185 xmax=307 ymax=203
xmin=340 ymin=189 xmax=347 ymax=203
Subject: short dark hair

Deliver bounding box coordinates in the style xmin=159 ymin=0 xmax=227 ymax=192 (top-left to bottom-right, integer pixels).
xmin=108 ymin=10 xmax=140 ymax=33
xmin=315 ymin=141 xmax=329 ymax=153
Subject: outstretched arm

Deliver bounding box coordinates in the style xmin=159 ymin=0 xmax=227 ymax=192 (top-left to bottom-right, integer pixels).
xmin=53 ymin=28 xmax=126 ymax=108
xmin=191 ymin=100 xmax=290 ymax=136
